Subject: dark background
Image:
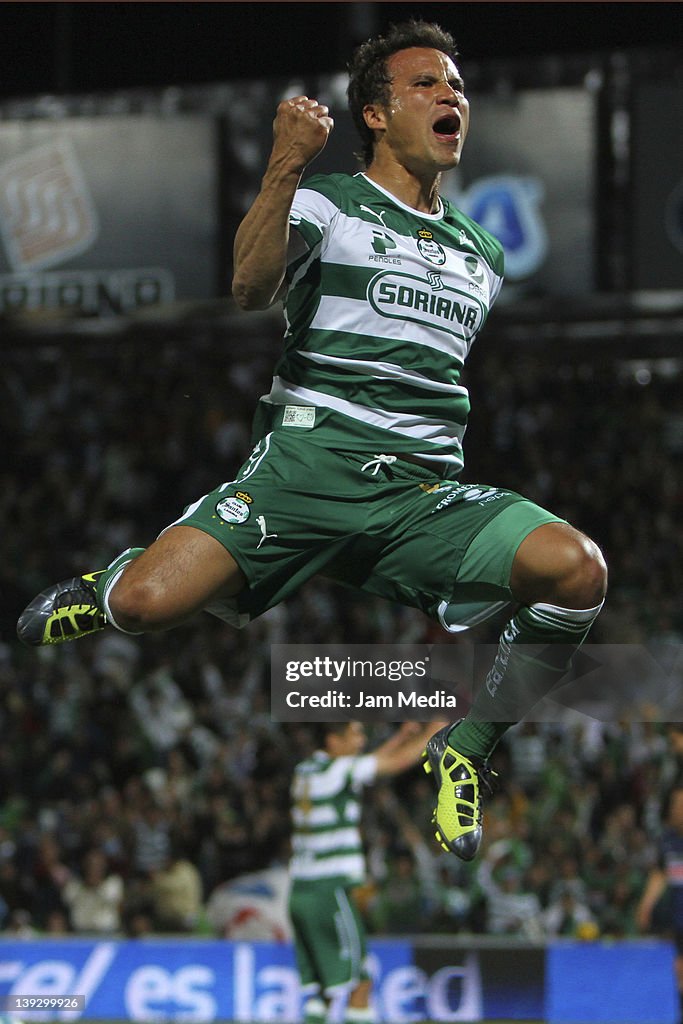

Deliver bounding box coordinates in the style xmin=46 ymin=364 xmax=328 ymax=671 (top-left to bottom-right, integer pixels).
xmin=0 ymin=1 xmax=681 ymax=100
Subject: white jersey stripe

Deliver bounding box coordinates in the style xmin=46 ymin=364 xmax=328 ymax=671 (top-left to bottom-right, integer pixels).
xmin=290 ymin=853 xmax=366 ymax=880
xmin=309 ymin=294 xmax=471 ymax=360
xmin=334 ymin=886 xmax=362 ymax=978
xmin=291 ymin=828 xmax=362 ymax=853
xmin=263 ymin=376 xmax=466 ymax=450
xmin=296 ymin=350 xmax=469 ymax=396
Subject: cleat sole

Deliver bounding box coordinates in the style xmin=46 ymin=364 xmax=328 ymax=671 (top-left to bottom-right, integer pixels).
xmin=17 ymin=574 xmax=107 ymax=648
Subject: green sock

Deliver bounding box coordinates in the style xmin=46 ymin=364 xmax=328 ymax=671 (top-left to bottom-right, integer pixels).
xmin=95 ymin=547 xmax=146 ymax=622
xmin=448 ymin=601 xmax=602 ymax=760
xmin=447 ymin=718 xmax=511 ymax=760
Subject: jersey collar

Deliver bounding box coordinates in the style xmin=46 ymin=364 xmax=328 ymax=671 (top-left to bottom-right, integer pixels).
xmin=357 ymin=173 xmax=445 ymax=220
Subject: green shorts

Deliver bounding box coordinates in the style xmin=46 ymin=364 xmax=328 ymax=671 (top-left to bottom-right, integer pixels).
xmin=288 ymin=879 xmax=368 ymax=995
xmin=170 ymin=430 xmax=562 ymax=629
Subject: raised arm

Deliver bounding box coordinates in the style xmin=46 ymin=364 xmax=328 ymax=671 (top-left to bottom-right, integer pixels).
xmin=231 ymin=96 xmax=334 ymax=311
xmin=373 ymin=721 xmax=448 ymax=778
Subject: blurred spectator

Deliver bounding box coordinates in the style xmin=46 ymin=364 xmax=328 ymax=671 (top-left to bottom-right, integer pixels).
xmin=477 ymin=847 xmax=544 ymax=940
xmin=543 ymin=883 xmax=598 ymax=939
xmin=29 ymin=833 xmax=70 ymax=929
xmin=131 ymin=796 xmax=171 ymax=876
xmin=61 ymin=849 xmax=123 ymax=934
xmin=370 ymin=850 xmax=426 ymax=934
xmin=149 ymin=840 xmax=203 ymax=933
xmin=3 ymin=908 xmax=36 ymax=937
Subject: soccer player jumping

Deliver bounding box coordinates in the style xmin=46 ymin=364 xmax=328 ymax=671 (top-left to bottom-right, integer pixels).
xmin=17 ymin=20 xmax=607 ymax=862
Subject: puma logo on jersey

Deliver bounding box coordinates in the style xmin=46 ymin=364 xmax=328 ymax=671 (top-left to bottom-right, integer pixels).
xmin=458 ymin=229 xmax=477 ymax=250
xmin=360 ymin=205 xmax=388 ymax=227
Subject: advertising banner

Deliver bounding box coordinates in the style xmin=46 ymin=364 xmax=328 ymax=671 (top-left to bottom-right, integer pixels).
xmin=0 ymin=937 xmax=520 ymax=1022
xmin=631 ymin=84 xmax=683 ymax=290
xmin=0 ymin=116 xmax=218 ymax=316
xmin=0 ymin=937 xmax=675 ymax=1022
xmin=546 ymin=941 xmax=677 ymax=1024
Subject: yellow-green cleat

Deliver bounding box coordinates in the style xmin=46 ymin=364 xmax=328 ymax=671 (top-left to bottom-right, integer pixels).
xmin=17 ymin=572 xmax=107 ymax=647
xmin=422 ymin=723 xmax=497 ymax=861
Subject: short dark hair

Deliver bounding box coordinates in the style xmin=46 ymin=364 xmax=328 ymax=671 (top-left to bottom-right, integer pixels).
xmin=313 ymin=721 xmax=353 ymax=748
xmin=347 ymin=19 xmax=459 ymax=167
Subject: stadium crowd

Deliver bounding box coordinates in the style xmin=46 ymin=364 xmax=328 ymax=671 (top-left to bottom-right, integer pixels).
xmin=2 ymin=322 xmax=683 ymax=941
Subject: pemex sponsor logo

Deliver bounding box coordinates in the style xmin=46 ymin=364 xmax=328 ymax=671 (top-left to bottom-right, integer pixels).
xmin=368 ymin=270 xmax=484 ymax=337
xmin=0 ymin=138 xmax=98 ymax=271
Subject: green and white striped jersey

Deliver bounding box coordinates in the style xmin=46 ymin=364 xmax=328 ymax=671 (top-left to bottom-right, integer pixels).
xmin=254 ymin=172 xmax=504 ymax=475
xmin=290 ymin=749 xmax=377 ymax=884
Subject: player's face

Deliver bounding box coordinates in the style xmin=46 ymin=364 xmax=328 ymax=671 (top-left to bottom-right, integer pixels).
xmin=367 ymin=47 xmax=469 ymax=174
xmin=339 ymin=721 xmax=367 ymax=755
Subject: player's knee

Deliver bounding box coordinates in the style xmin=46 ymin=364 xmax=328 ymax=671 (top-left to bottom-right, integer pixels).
xmin=553 ymin=533 xmax=608 ymax=608
xmin=108 ymin=575 xmax=169 ymax=633
xmin=512 ymin=524 xmax=607 ymax=608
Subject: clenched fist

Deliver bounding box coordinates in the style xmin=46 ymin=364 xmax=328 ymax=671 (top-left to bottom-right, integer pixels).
xmin=271 ymin=95 xmax=334 ymax=172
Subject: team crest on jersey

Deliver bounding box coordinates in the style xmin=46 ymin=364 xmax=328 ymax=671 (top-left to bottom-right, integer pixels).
xmin=417 ymin=228 xmax=446 ymax=266
xmin=216 ymin=495 xmax=251 ymax=524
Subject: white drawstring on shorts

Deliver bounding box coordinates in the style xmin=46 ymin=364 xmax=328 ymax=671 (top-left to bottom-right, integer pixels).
xmin=360 ymin=454 xmax=398 ymax=476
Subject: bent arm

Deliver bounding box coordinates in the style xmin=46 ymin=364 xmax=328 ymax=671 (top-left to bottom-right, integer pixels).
xmin=232 ymin=96 xmax=333 ymax=311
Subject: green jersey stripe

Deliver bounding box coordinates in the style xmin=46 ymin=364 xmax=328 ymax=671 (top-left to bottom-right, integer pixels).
xmin=283 ymin=329 xmax=464 ymax=384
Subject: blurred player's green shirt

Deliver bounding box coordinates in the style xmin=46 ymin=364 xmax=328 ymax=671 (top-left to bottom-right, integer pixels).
xmin=252 ymin=172 xmax=504 ymax=476
xmin=290 ymin=750 xmax=377 ymax=884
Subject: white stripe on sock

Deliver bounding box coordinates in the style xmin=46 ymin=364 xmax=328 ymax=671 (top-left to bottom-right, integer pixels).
xmin=102 ymin=565 xmax=143 ymax=635
xmin=345 ymin=1009 xmax=376 ymax=1024
xmin=529 ymin=600 xmax=604 ymax=630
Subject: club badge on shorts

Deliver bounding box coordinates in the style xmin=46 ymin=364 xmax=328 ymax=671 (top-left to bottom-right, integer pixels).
xmin=216 ymin=493 xmax=252 ymax=524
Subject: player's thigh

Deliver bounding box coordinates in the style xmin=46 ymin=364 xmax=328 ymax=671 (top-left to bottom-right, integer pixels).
xmin=171 ymin=433 xmax=367 ymax=612
xmin=289 ymin=904 xmax=318 ymax=990
xmin=289 ymin=883 xmax=366 ymax=992
xmin=337 ymin=488 xmax=563 ymax=627
xmin=455 ymin=500 xmax=565 ymax=596
xmin=112 ymin=525 xmax=245 ymax=626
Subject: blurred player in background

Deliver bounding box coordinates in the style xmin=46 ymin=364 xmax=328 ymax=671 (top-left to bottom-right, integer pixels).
xmin=637 ymin=759 xmax=683 ymax=1023
xmin=18 ymin=20 xmax=606 ymax=862
xmin=289 ymin=721 xmax=443 ymax=1024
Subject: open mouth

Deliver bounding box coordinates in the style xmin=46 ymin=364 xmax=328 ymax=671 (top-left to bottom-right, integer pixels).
xmin=433 ymin=113 xmax=461 ymax=140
